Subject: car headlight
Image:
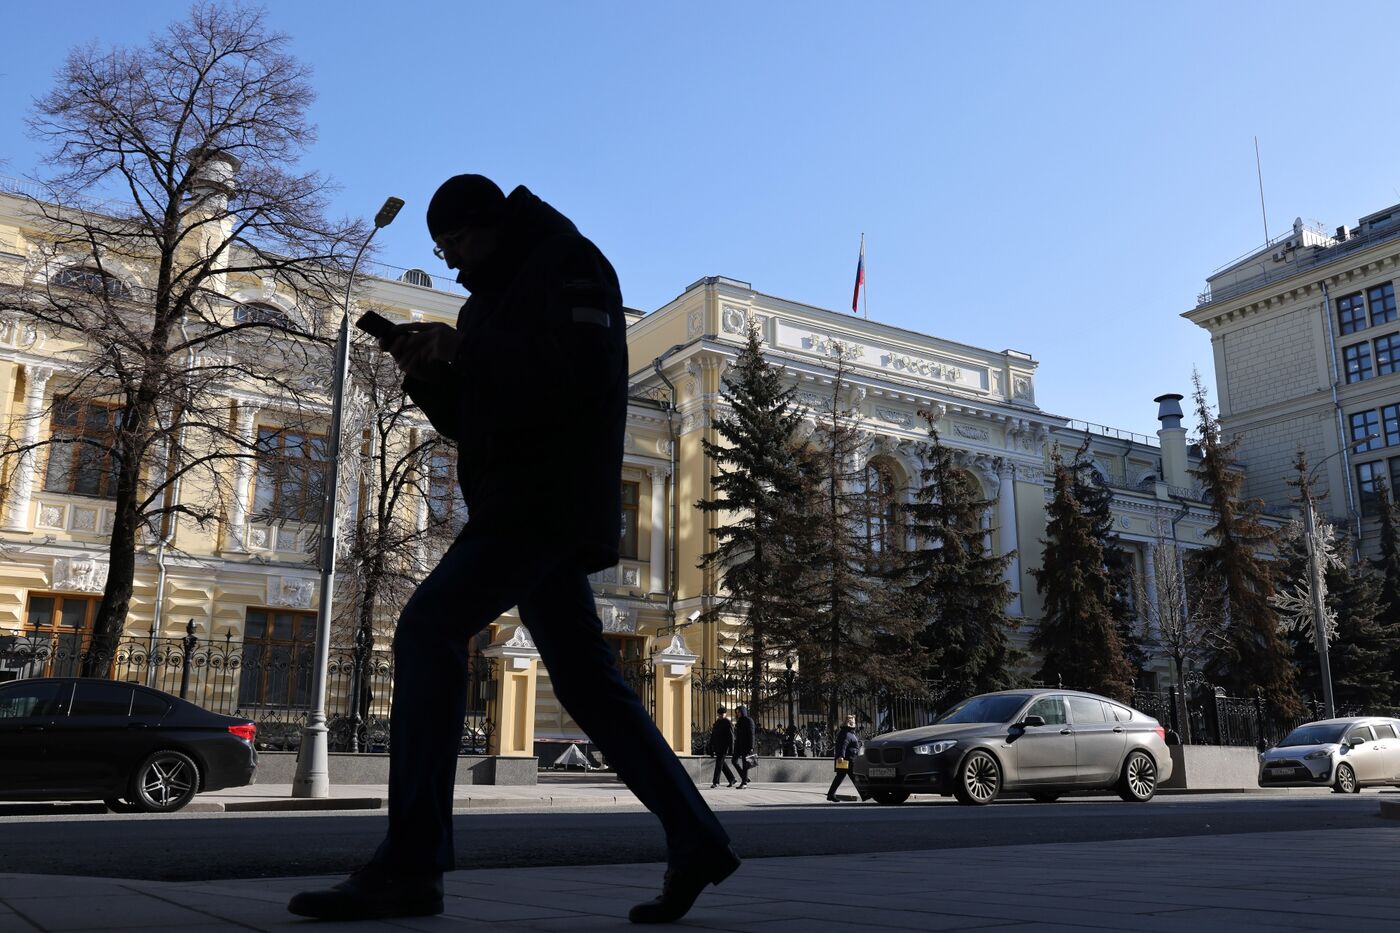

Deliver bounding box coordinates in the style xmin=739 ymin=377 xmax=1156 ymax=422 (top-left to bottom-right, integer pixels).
xmin=1304 ymin=749 xmax=1331 ymax=760
xmin=913 ymin=740 xmax=957 ymax=756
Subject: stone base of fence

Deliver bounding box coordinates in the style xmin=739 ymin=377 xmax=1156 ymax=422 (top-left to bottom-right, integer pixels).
xmin=1160 ymin=745 xmax=1262 ymax=791
xmin=256 ymin=752 xmax=537 ymax=786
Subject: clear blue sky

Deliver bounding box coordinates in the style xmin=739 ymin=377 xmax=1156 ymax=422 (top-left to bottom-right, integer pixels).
xmin=5 ymin=1 xmax=1400 ymax=437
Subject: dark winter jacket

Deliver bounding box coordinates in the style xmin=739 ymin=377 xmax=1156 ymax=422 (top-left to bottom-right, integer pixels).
xmin=834 ymin=726 xmax=862 ymax=767
xmin=709 ymin=717 xmax=734 ymax=757
xmin=733 ymin=714 xmax=755 ymax=757
xmin=403 ymin=186 xmax=626 ymax=571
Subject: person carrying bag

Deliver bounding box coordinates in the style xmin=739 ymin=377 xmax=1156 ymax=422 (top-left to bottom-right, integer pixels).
xmin=827 ymin=714 xmax=862 ymax=802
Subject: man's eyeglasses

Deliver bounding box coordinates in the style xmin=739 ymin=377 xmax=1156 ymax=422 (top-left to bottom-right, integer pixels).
xmin=432 ymin=228 xmax=472 ymax=261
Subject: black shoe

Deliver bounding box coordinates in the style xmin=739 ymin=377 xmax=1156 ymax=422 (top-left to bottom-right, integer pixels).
xmin=287 ymin=864 xmax=444 ymax=920
xmin=629 ymin=844 xmax=741 ymax=924
xmin=727 ymin=781 xmax=736 ymax=788
xmin=826 ymin=795 xmax=840 ymax=802
xmin=739 ymin=781 xmax=749 ymax=789
xmin=710 ymin=783 xmax=720 ymax=788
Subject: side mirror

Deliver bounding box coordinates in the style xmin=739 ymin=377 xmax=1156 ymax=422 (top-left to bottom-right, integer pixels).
xmin=1019 ymin=715 xmax=1046 ymax=728
xmin=1349 ymin=736 xmax=1368 ymax=748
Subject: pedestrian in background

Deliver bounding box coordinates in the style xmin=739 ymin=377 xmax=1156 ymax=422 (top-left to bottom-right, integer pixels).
xmin=710 ymin=706 xmax=737 ymax=788
xmin=732 ymin=704 xmax=755 ymax=788
xmin=826 ymin=714 xmax=862 ymax=802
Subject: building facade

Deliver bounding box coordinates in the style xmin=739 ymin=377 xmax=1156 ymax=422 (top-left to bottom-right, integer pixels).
xmin=1 ymin=180 xmax=1215 ymax=753
xmin=1186 ymin=207 xmax=1400 ymax=552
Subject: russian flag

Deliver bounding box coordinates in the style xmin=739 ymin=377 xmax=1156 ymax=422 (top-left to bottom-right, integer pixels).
xmin=851 ymin=235 xmax=865 ymax=313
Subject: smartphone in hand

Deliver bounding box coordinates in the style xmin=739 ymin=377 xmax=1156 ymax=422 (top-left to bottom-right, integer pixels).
xmin=355 ymin=310 xmax=398 ymax=346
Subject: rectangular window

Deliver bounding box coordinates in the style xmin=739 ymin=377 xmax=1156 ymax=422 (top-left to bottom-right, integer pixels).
xmin=1345 ymin=343 xmax=1374 ymax=383
xmin=252 ymin=428 xmax=327 ymax=523
xmin=24 ymin=593 xmax=99 ymax=678
xmin=42 ymin=397 xmax=122 ymax=498
xmin=1358 ymin=461 xmax=1384 ymax=514
xmin=1369 ymin=282 xmax=1397 ymax=326
xmin=1385 ymin=405 xmax=1400 ymax=448
xmin=426 ymin=449 xmax=465 ymax=523
xmin=1352 ymin=410 xmax=1383 ymax=451
xmin=1338 ymin=291 xmax=1367 ymax=334
xmin=237 ymin=608 xmax=316 ymax=707
xmin=1377 ymin=334 xmax=1400 ymax=376
xmin=620 ymin=481 xmax=639 ymax=560
xmin=1388 ymin=458 xmax=1400 ymax=500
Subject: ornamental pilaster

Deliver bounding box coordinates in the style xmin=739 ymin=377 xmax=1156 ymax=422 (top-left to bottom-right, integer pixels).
xmin=3 ymin=365 xmax=55 ymax=531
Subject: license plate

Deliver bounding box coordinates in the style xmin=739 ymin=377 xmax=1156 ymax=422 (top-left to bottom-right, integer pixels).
xmin=868 ymin=766 xmax=897 ymax=778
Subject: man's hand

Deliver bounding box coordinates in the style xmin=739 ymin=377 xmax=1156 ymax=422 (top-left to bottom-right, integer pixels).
xmin=386 ymin=322 xmax=461 ymax=380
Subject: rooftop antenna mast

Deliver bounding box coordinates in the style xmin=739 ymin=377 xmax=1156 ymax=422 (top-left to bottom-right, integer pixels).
xmin=1255 ymin=136 xmax=1270 ymax=246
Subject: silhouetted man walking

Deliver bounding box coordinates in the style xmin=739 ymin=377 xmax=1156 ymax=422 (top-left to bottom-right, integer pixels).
xmin=289 ymin=175 xmax=738 ymax=924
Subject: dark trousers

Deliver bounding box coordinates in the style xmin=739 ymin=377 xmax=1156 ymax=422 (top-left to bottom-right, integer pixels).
xmin=731 ymin=754 xmax=750 ymax=784
xmin=373 ymin=528 xmax=729 ymax=874
xmin=827 ymin=768 xmax=852 ymax=797
xmin=711 ymin=755 xmax=736 ymax=786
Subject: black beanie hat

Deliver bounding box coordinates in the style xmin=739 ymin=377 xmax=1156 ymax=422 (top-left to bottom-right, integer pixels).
xmin=426 ymin=174 xmax=506 ymax=238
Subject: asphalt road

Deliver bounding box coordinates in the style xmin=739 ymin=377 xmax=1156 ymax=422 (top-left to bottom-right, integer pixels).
xmin=0 ymin=791 xmax=1392 ymax=882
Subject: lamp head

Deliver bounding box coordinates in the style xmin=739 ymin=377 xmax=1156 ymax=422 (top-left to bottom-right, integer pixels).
xmin=687 ymin=610 xmax=702 ymax=623
xmin=374 ymin=197 xmax=405 ymax=229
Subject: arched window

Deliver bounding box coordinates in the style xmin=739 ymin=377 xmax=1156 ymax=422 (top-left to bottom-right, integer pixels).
xmin=52 ymin=266 xmax=131 ymax=299
xmin=858 ymin=459 xmax=902 ymax=557
xmin=399 ymin=268 xmax=433 ymax=289
xmin=234 ymin=302 xmax=292 ymax=328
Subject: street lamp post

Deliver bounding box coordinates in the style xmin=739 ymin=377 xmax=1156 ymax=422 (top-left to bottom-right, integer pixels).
xmin=1299 ymin=433 xmax=1376 ymax=721
xmin=292 ymin=196 xmax=403 ymax=798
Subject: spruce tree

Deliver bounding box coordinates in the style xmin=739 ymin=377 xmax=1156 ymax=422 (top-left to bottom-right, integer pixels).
xmin=900 ymin=415 xmax=1019 ymax=708
xmin=1188 ymin=374 xmax=1301 ymax=714
xmin=1067 ymin=437 xmax=1150 ymax=685
xmin=1371 ymin=483 xmax=1400 ymax=705
xmin=1031 ymin=448 xmax=1136 ymax=701
xmin=792 ymin=350 xmax=925 ymax=730
xmin=1275 ymin=459 xmax=1398 ymax=712
xmin=697 ymin=320 xmax=811 ymax=711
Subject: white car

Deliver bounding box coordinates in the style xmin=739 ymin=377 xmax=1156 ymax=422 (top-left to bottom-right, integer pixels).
xmin=1258 ymin=717 xmax=1400 ymax=793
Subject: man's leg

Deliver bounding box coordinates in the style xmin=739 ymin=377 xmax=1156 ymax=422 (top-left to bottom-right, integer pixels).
xmin=289 ymin=532 xmax=533 ymax=920
xmin=517 ymin=569 xmax=729 ymax=856
xmin=731 ymin=755 xmax=748 ymax=785
xmin=372 ymin=533 xmax=525 ymax=873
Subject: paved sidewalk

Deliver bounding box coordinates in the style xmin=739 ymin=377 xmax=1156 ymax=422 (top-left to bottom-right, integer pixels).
xmin=1 ymin=826 xmax=1397 ymax=932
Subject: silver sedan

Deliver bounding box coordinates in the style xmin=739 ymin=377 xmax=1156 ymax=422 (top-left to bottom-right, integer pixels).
xmin=1258 ymin=717 xmax=1400 ymax=793
xmin=851 ymin=689 xmax=1173 ymax=806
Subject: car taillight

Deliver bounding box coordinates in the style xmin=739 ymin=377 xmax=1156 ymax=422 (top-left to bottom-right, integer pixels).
xmin=1154 ymin=726 xmax=1166 ymax=742
xmin=228 ymin=723 xmax=256 ymax=743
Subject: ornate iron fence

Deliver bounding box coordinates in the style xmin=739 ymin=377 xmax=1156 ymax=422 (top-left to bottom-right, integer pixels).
xmin=0 ymin=626 xmax=494 ymax=754
xmin=689 ymin=663 xmax=937 ymax=757
xmin=1130 ymin=685 xmax=1345 ymax=750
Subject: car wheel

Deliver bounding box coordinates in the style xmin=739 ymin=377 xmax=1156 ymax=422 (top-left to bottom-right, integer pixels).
xmin=1333 ymin=763 xmax=1359 ymax=794
xmin=103 ymin=797 xmax=140 ymax=813
xmin=871 ymin=791 xmax=910 ymax=805
xmin=1116 ymin=750 xmax=1157 ymax=802
xmin=953 ymin=750 xmax=1001 ymax=805
xmin=1028 ymin=791 xmax=1060 ymax=803
xmin=129 ymin=750 xmax=200 ymax=813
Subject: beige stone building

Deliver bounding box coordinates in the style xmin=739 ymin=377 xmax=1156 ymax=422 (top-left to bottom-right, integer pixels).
xmin=1186 ymin=207 xmax=1400 ymax=552
xmin=1 ymin=178 xmax=1216 ymax=756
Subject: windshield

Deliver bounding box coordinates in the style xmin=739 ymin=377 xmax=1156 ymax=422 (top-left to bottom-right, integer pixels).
xmin=935 ymin=694 xmax=1032 ymax=725
xmin=1278 ymin=724 xmax=1347 ymax=747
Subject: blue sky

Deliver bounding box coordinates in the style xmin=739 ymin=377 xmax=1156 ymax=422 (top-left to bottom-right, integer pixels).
xmin=4 ymin=1 xmax=1400 ymax=437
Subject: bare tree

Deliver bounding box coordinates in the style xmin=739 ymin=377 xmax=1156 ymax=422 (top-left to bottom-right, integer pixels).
xmin=1132 ymin=535 xmax=1224 ymax=697
xmin=332 ymin=332 xmax=463 ymax=747
xmin=0 ymin=4 xmax=364 ymax=668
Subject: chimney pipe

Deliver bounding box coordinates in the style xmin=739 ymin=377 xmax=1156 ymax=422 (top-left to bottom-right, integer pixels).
xmin=1155 ymin=393 xmax=1189 ymax=490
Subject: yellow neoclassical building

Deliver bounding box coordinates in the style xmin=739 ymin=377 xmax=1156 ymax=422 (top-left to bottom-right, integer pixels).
xmin=0 ymin=178 xmax=1217 ymax=757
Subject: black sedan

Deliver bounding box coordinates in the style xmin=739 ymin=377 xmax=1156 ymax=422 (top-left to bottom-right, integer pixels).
xmin=0 ymin=677 xmax=257 ymax=812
